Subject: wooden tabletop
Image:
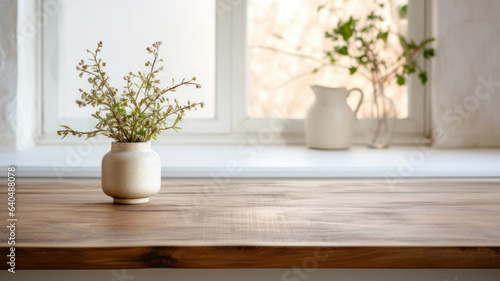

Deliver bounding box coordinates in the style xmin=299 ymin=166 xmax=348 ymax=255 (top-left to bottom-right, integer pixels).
xmin=1 ymin=181 xmax=499 ymax=269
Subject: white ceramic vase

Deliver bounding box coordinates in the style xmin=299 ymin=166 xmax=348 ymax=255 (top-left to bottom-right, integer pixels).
xmin=101 ymin=142 xmax=161 ymax=204
xmin=305 ymin=85 xmax=363 ymax=149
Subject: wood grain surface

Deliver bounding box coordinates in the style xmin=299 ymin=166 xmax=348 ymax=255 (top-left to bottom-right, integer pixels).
xmin=1 ymin=181 xmax=499 ymax=269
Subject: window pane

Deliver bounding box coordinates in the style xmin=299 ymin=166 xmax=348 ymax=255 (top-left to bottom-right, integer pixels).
xmin=248 ymin=0 xmax=408 ymax=119
xmin=61 ymin=0 xmax=215 ymax=119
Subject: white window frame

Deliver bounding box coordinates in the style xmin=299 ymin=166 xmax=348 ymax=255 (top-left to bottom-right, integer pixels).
xmin=39 ymin=0 xmax=431 ymax=145
xmin=40 ymin=0 xmax=232 ymax=143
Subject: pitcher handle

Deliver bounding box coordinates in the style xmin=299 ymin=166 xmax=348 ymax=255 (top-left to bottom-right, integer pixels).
xmin=348 ymin=88 xmax=364 ymax=118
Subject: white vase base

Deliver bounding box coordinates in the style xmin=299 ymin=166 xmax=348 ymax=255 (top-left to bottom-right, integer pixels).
xmin=113 ymin=198 xmax=149 ymax=204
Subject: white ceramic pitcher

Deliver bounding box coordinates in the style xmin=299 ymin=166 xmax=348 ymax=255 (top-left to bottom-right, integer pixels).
xmin=305 ymin=85 xmax=363 ymax=149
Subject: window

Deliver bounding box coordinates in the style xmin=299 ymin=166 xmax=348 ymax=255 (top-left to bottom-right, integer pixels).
xmin=248 ymin=0 xmax=409 ymax=119
xmin=233 ymin=0 xmax=429 ymax=143
xmin=60 ymin=0 xmax=216 ymax=120
xmin=40 ymin=0 xmax=429 ymax=144
xmin=42 ymin=0 xmax=230 ymax=142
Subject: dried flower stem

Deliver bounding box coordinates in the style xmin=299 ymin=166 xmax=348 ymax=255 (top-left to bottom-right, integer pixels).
xmin=58 ymin=41 xmax=204 ymax=142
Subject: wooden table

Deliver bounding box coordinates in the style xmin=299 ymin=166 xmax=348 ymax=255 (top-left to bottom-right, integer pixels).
xmin=1 ymin=181 xmax=499 ymax=269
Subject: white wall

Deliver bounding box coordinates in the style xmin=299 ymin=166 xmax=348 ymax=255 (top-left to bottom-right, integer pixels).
xmin=431 ymin=0 xmax=500 ymax=147
xmin=0 ymin=0 xmax=37 ymax=151
xmin=0 ymin=0 xmax=18 ymax=151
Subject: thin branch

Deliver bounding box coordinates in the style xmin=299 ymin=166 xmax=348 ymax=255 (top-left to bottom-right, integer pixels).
xmin=250 ymin=45 xmax=323 ymax=63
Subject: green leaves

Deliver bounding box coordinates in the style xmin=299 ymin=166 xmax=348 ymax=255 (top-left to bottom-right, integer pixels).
xmin=356 ymin=55 xmax=370 ymax=65
xmin=395 ymin=35 xmax=435 ymax=86
xmin=404 ymin=60 xmax=416 ymax=74
xmin=418 ymin=72 xmax=428 ymax=84
xmin=423 ymin=48 xmax=435 ymax=59
xmin=326 ymin=51 xmax=336 ymax=64
xmin=320 ymin=4 xmax=435 ymax=89
xmin=377 ymin=31 xmax=389 ymax=42
xmin=419 ymin=38 xmax=435 ymax=48
xmin=396 ymin=74 xmax=406 ymax=86
xmin=335 ymin=46 xmax=349 ymax=56
xmin=398 ymin=34 xmax=410 ymax=59
xmin=334 ymin=17 xmax=357 ymax=41
xmin=367 ymin=11 xmax=383 ymax=21
xmin=399 ymin=5 xmax=407 ymax=18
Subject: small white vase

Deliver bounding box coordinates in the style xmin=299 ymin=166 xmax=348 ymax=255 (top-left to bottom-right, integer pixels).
xmin=101 ymin=142 xmax=161 ymax=204
xmin=305 ymin=85 xmax=363 ymax=149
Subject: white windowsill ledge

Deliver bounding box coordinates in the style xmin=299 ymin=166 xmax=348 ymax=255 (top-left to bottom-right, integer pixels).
xmin=1 ymin=145 xmax=499 ymax=180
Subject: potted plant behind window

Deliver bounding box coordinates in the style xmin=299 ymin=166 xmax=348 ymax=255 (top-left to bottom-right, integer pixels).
xmin=58 ymin=41 xmax=204 ymax=204
xmin=319 ymin=3 xmax=435 ymax=148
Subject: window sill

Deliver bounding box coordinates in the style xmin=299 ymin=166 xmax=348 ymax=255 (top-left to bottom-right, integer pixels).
xmin=1 ymin=144 xmax=499 ymax=180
